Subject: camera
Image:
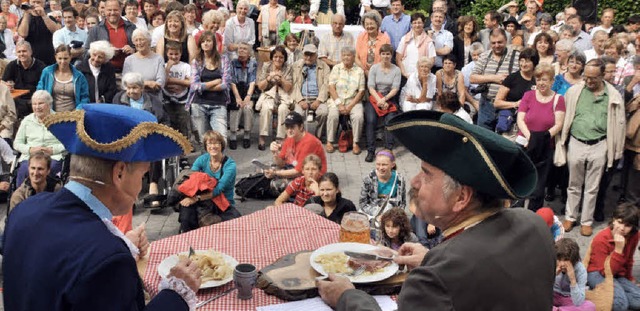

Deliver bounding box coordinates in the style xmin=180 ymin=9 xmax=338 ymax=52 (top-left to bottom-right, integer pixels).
xmin=20 ymin=3 xmax=32 ymax=10
xmin=471 ymin=84 xmax=489 ymax=95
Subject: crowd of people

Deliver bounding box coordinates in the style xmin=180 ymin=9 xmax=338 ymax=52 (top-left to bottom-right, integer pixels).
xmin=0 ymin=0 xmax=640 ymax=309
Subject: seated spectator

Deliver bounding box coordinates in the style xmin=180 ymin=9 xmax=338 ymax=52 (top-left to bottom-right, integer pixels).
xmin=552 ymin=51 xmax=585 ymax=96
xmin=283 ymin=33 xmax=301 ymax=66
xmin=13 ymin=90 xmax=65 ymax=187
xmin=265 ymin=111 xmax=327 ymax=184
xmin=327 ymin=46 xmax=365 ymax=155
xmin=229 ymin=42 xmax=256 ymax=150
xmin=2 ymin=41 xmax=45 ymax=119
xmin=255 ymin=46 xmax=293 ymax=149
xmin=587 ymin=203 xmax=640 ymax=311
xmin=365 ymin=44 xmax=400 ymax=162
xmin=436 ymin=91 xmax=472 ymax=123
xmin=554 ymin=238 xmax=595 ymax=311
xmin=533 ymin=32 xmax=555 ymax=66
xmin=380 ymin=207 xmax=418 ymax=250
xmin=396 ymin=12 xmax=435 ymax=79
xmin=358 ymin=149 xmax=406 ymax=222
xmin=291 ymin=44 xmax=330 ymax=144
xmin=536 ymin=207 xmax=564 ymax=242
xmin=435 ymin=54 xmax=465 ymax=106
xmin=9 ymin=152 xmax=62 ymax=211
xmin=454 ymin=15 xmax=480 ymax=68
xmin=304 ymin=172 xmax=356 ymax=224
xmin=52 ymin=7 xmax=87 ymax=62
xmin=223 ymin=0 xmax=255 ymax=61
xmin=36 ymin=45 xmax=90 ymax=111
xmin=123 ymin=28 xmax=166 ymax=99
xmin=178 ymin=130 xmax=240 ymax=232
xmin=76 ymin=40 xmax=117 ymax=103
xmin=399 ymin=56 xmax=436 ymax=111
xmin=187 ymin=30 xmax=231 ymax=141
xmin=356 ymin=11 xmax=391 ymax=77
xmin=0 ymin=0 xmax=18 ymax=31
xmin=268 ymin=154 xmax=322 ymax=208
xmin=461 ymin=42 xmax=485 ymax=115
xmin=17 ymin=0 xmax=60 ymax=65
xmin=162 ymin=40 xmax=192 ymax=138
xmin=0 ymin=15 xmax=16 ymax=60
xmin=0 ymin=78 xmax=16 ymax=141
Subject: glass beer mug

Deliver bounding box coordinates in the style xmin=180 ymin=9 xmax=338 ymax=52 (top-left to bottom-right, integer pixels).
xmin=339 ymin=212 xmax=371 ymax=244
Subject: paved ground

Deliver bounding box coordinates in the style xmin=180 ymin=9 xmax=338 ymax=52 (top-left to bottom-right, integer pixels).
xmin=0 ymin=128 xmax=637 ymax=308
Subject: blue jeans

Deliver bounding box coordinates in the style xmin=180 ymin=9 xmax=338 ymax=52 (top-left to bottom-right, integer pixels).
xmin=587 ymin=271 xmax=640 ymax=311
xmin=477 ymin=96 xmax=496 ymax=131
xmin=364 ymin=102 xmax=397 ymax=152
xmin=191 ymin=104 xmax=228 ymax=141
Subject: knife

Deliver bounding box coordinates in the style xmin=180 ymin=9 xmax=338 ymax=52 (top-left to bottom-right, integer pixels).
xmin=344 ymin=251 xmax=394 ymax=261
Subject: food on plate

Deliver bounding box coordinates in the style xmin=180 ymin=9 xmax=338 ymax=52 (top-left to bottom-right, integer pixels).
xmin=179 ymin=250 xmax=233 ymax=282
xmin=347 ymin=248 xmax=393 ymax=273
xmin=314 ymin=252 xmax=351 ymax=274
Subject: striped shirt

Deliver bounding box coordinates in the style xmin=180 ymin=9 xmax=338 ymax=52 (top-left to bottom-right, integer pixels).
xmin=285 ymin=176 xmax=316 ymax=207
xmin=318 ymin=32 xmax=355 ymax=64
xmin=471 ymin=48 xmax=520 ymax=99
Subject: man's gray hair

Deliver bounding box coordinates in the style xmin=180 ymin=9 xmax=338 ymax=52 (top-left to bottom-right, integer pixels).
xmin=121 ymin=72 xmax=144 ymax=89
xmin=332 ymin=13 xmax=346 ymax=23
xmin=15 ymin=40 xmax=32 ymax=52
xmin=89 ymin=40 xmax=115 ymax=61
xmin=31 ymin=90 xmax=53 ymax=105
xmin=70 ymin=154 xmax=117 ymax=184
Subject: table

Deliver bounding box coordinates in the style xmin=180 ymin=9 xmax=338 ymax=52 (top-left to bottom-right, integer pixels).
xmin=289 ymin=23 xmax=364 ymax=45
xmin=142 ymin=204 xmax=341 ymax=310
xmin=10 ymin=89 xmax=29 ymax=99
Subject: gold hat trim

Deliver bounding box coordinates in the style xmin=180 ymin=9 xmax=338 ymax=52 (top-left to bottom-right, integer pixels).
xmin=387 ymin=120 xmax=517 ymax=199
xmin=43 ymin=110 xmax=193 ymax=155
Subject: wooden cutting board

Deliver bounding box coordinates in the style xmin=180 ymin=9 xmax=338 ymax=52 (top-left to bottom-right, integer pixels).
xmin=257 ymin=250 xmax=407 ymax=301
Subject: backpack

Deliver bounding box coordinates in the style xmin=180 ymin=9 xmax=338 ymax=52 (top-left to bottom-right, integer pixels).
xmin=235 ymin=173 xmax=276 ymax=202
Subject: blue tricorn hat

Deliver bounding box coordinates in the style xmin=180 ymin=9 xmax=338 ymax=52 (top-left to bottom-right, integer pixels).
xmin=44 ymin=104 xmax=192 ymax=162
xmin=387 ymin=110 xmax=537 ymax=199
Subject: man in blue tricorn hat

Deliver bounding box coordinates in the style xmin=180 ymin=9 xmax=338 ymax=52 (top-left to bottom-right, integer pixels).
xmin=317 ymin=110 xmax=556 ymax=310
xmin=3 ymin=104 xmax=202 ymax=310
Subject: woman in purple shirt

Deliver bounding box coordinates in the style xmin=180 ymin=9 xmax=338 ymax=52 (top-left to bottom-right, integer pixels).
xmin=516 ymin=63 xmax=566 ymax=211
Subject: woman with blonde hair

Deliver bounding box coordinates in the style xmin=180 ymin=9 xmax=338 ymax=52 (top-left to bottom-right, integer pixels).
xmin=156 ymin=10 xmax=190 ymax=63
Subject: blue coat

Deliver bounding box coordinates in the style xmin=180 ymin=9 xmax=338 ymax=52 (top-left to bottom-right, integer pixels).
xmin=36 ymin=64 xmax=91 ymax=110
xmin=3 ymin=188 xmax=188 ymax=311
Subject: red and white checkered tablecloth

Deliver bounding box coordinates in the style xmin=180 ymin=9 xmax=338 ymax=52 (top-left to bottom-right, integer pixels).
xmin=143 ymin=204 xmax=341 ymax=310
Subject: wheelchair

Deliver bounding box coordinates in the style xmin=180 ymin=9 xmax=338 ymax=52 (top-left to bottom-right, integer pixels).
xmin=138 ymin=156 xmax=185 ymax=212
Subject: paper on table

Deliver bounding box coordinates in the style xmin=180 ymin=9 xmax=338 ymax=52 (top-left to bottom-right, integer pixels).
xmin=256 ymin=296 xmax=397 ymax=311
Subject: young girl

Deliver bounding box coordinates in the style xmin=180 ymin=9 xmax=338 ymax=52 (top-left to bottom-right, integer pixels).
xmin=554 ymin=238 xmax=595 ymax=311
xmin=284 ymin=33 xmax=301 ymax=66
xmin=304 ymin=172 xmax=357 ymax=224
xmin=587 ymin=203 xmax=640 ymax=311
xmin=269 ymin=154 xmax=322 ymax=208
xmin=380 ymin=208 xmax=418 ymax=250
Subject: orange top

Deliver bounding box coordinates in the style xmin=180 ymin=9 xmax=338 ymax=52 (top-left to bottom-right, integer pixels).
xmin=355 ymin=31 xmax=391 ymax=70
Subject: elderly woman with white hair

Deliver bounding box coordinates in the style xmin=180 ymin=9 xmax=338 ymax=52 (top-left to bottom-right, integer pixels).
xmin=76 ymin=40 xmax=117 ymax=103
xmin=113 ymin=72 xmax=168 ymax=207
xmin=223 ymin=0 xmax=255 ymax=60
xmin=400 ymin=56 xmax=437 ymax=111
xmin=188 ymin=9 xmax=224 ymax=61
xmin=552 ymin=39 xmax=575 ymax=75
xmin=13 ymin=90 xmax=65 ymax=186
xmin=123 ymin=28 xmax=166 ymax=98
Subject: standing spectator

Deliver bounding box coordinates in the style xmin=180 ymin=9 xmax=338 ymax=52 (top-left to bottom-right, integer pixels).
xmin=423 ymin=0 xmax=457 ymax=36
xmin=140 ymin=0 xmax=157 ymax=29
xmin=435 ymin=54 xmax=465 ymax=106
xmin=527 ymin=13 xmax=554 ymax=45
xmin=84 ymin=13 xmax=98 ymax=30
xmin=503 ymin=17 xmax=523 ymax=50
xmin=453 ymin=15 xmax=479 ymax=68
xmin=557 ymin=59 xmax=626 ymax=237
xmin=223 ymin=0 xmax=256 ymax=61
xmin=590 ymin=8 xmax=614 ymax=35
xmin=470 ymin=28 xmax=520 ymax=130
xmin=396 ymin=13 xmax=435 ymax=79
xmin=257 ymin=0 xmax=285 ymax=46
xmin=516 ymin=63 xmax=565 ymax=211
xmin=478 ymin=11 xmax=503 ymax=50
xmin=534 ymin=32 xmax=555 ymax=65
xmin=36 ymin=45 xmax=90 ymax=111
xmin=150 ymin=2 xmax=184 ymax=50
xmin=310 ymin=0 xmax=344 ymax=25
xmin=518 ymin=0 xmax=542 ymax=22
xmin=85 ymin=0 xmax=135 ymax=72
xmin=355 ymin=11 xmax=391 ymax=77
xmin=604 ymin=38 xmax=635 ymax=86
xmin=290 ymin=44 xmax=330 ymax=143
xmin=365 ymin=44 xmax=400 ymax=162
xmin=77 ymin=40 xmax=117 ymax=103
xmin=162 ymin=40 xmax=191 ymax=138
xmin=553 ymin=38 xmax=574 ymax=75
xmin=327 ymin=46 xmax=365 ymax=155
xmin=380 ymin=0 xmax=410 ymax=51
xmin=156 ymin=11 xmax=190 ymax=64
xmin=0 ymin=0 xmax=18 ymax=31
xmin=17 ymin=0 xmax=60 ymax=65
xmin=228 ymin=42 xmax=256 ymax=150
xmin=519 ymin=13 xmax=538 ymax=47
xmin=52 ymin=7 xmax=87 ymax=61
xmin=7 ymin=0 xmax=22 ymax=21
xmin=566 ymin=15 xmax=592 ymax=52
xmin=461 ymin=42 xmax=484 ymax=114
xmin=122 ymin=29 xmax=166 ymax=99
xmin=187 ymin=31 xmax=231 ymax=141
xmin=584 ymin=30 xmax=607 ymax=63
xmin=552 ymin=51 xmax=586 ymax=96
xmin=148 ymin=11 xmax=164 ymax=33
xmin=294 ymin=5 xmax=312 ymax=24
xmin=121 ymin=0 xmax=146 ymax=31
xmin=427 ymin=10 xmax=453 ymax=73
xmin=183 ymin=4 xmax=199 ymax=34
xmin=318 ymin=13 xmax=354 ymax=69
xmin=190 ymin=9 xmax=224 ymax=59
xmin=1 ymin=41 xmax=45 ymax=118
xmin=360 ymin=0 xmax=389 ymax=18
xmin=277 ymin=9 xmax=295 ymax=42
xmin=0 ymin=15 xmax=16 ymax=60
xmin=283 ymin=33 xmax=301 ymax=66
xmin=497 ymin=0 xmax=519 ymax=22
xmin=400 ymin=57 xmax=436 ymax=111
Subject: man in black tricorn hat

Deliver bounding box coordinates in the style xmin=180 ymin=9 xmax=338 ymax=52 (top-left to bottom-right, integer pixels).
xmin=317 ymin=110 xmax=556 ymax=310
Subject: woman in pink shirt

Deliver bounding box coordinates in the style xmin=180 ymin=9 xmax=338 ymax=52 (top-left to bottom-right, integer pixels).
xmin=516 ymin=63 xmax=565 ymax=211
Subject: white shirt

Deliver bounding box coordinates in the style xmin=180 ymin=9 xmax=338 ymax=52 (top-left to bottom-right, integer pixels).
xmin=590 ymin=25 xmax=612 ymax=35
xmin=400 ymin=71 xmax=436 ymax=111
xmin=151 ymin=24 xmax=165 ymax=48
xmin=52 ymin=26 xmax=88 ymax=49
xmin=397 ymin=35 xmax=436 ymax=77
xmin=1 ymin=29 xmax=16 ymax=60
xmin=584 ymin=49 xmax=600 ymax=63
xmin=122 ymin=16 xmax=148 ymax=31
xmin=163 ymin=61 xmax=192 ymax=101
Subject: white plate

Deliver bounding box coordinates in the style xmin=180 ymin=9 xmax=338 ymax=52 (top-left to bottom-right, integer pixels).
xmin=157 ymin=250 xmax=239 ymax=289
xmin=310 ymin=242 xmax=398 ymax=283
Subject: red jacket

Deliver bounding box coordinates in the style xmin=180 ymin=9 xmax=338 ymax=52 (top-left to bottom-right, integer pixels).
xmin=178 ymin=172 xmax=230 ymax=211
xmin=587 ymin=227 xmax=639 ymax=280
